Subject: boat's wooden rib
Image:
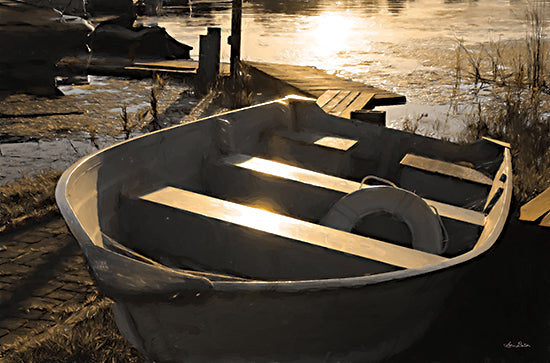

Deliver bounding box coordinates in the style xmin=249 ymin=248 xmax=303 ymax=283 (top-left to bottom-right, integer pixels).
xmin=400 ymin=153 xmax=493 ymax=186
xmin=221 ymin=154 xmax=486 ymax=226
xmin=140 ymin=186 xmax=448 ymax=270
xmin=422 ymin=199 xmax=485 ymax=226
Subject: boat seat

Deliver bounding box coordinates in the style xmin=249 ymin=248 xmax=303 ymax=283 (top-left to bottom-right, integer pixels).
xmin=273 ymin=129 xmax=358 ymax=152
xmin=400 ymin=154 xmax=493 ymax=186
xmin=210 ymin=154 xmax=486 ymax=227
xmin=399 ymin=153 xmax=493 ymax=209
xmin=132 ymin=186 xmax=447 ymax=280
xmin=264 ymin=128 xmax=358 ymax=177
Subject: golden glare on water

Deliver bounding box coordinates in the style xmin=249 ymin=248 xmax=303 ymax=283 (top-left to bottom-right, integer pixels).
xmin=309 ymin=13 xmax=355 ymax=56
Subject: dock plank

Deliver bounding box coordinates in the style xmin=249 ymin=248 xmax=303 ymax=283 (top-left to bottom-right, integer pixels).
xmin=323 ymin=90 xmax=350 ymax=113
xmin=315 ymin=90 xmax=339 ymax=108
xmin=341 ymin=92 xmax=375 ymax=118
xmin=329 ymin=91 xmax=360 ymax=116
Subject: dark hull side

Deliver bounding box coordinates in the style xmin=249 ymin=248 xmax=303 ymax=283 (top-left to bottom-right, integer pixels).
xmin=113 ymin=266 xmax=461 ymax=363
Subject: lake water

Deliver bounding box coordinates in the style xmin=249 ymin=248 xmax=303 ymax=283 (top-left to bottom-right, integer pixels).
xmin=140 ymin=0 xmax=547 ymax=138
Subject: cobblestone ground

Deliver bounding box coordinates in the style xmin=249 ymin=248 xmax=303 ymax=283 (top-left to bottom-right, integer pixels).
xmin=0 ymin=216 xmax=101 ymax=356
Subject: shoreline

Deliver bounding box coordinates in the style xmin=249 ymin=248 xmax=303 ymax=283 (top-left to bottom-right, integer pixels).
xmin=0 ymin=74 xmax=202 ymax=185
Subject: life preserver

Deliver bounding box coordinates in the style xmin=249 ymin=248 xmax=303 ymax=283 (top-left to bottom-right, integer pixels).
xmin=320 ymin=186 xmax=447 ymax=255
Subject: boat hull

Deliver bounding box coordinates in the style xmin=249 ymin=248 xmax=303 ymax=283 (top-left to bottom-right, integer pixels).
xmin=113 ymin=267 xmax=460 ymax=362
xmin=56 ymin=96 xmax=513 ymax=362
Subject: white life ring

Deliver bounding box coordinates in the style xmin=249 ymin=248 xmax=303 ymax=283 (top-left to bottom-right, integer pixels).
xmin=320 ymin=186 xmax=447 ymax=255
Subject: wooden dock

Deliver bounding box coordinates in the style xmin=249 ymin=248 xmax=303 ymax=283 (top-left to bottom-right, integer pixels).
xmin=245 ymin=61 xmax=406 ymax=109
xmin=77 ymin=58 xmax=230 ymax=78
xmin=68 ymin=57 xmax=405 ymax=117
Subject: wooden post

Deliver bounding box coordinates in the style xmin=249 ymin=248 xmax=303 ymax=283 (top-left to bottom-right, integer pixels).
xmin=230 ymin=0 xmax=242 ymax=78
xmin=197 ymin=27 xmax=221 ymax=95
xmin=350 ymin=110 xmax=386 ymax=127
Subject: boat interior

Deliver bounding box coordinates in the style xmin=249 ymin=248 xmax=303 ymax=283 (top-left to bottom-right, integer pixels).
xmin=84 ymin=97 xmax=509 ymax=281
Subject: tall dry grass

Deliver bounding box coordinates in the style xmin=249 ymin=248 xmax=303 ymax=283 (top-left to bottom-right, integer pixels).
xmin=457 ymin=3 xmax=550 ymax=203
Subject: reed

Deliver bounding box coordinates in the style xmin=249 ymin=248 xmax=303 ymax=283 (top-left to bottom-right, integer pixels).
xmin=148 ymin=73 xmax=167 ymax=131
xmin=119 ymin=105 xmax=149 ymax=140
xmin=456 ymin=3 xmax=550 ymax=203
xmin=188 ymin=61 xmax=253 ymax=120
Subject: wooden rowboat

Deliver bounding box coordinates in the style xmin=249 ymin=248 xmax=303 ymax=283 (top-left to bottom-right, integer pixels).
xmin=56 ymin=95 xmax=512 ymax=362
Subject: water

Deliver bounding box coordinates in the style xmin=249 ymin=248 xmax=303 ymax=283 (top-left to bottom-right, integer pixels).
xmin=139 ymin=0 xmax=548 ymax=138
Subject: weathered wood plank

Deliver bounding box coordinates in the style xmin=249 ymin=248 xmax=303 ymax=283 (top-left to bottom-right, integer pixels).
xmin=519 ymin=186 xmax=550 ymax=222
xmin=126 ymin=60 xmax=231 ymax=76
xmin=341 ymin=92 xmax=375 ymax=118
xmin=245 ymin=61 xmax=406 ymax=106
xmin=316 ymin=90 xmax=339 ymax=108
xmin=143 ymin=186 xmax=447 ymax=270
xmin=226 ymin=154 xmax=485 ymax=226
xmin=322 ymin=90 xmax=350 ymax=113
xmin=330 ymin=91 xmax=360 ymax=116
xmin=274 ymin=129 xmax=358 ymax=151
xmin=400 ymin=154 xmax=493 ymax=186
xmin=423 ymin=199 xmax=485 ymax=226
xmin=133 ymin=60 xmax=198 ymax=71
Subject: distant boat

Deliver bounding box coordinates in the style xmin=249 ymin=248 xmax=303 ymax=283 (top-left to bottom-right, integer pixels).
xmin=0 ymin=0 xmax=92 ymax=95
xmin=56 ymin=95 xmax=512 ymax=362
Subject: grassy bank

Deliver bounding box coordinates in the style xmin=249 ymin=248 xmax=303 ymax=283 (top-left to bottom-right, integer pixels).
xmin=447 ymin=4 xmax=550 ymax=203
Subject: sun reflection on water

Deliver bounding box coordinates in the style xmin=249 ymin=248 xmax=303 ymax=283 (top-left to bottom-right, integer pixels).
xmin=305 ymin=12 xmax=368 ymax=70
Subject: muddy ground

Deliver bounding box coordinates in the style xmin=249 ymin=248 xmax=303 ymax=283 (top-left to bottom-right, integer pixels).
xmin=0 ymin=75 xmax=202 ymax=184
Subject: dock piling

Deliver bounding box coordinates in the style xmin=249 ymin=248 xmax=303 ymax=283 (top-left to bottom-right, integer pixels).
xmin=230 ymin=0 xmax=242 ymax=78
xmin=197 ymin=27 xmax=221 ymax=95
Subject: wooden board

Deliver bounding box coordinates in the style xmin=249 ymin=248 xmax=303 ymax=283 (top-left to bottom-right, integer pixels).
xmin=400 ymin=154 xmax=493 ymax=186
xmin=140 ymin=186 xmax=447 ymax=269
xmin=245 ymin=61 xmax=406 ymax=107
xmin=275 ymin=129 xmax=358 ymax=151
xmin=316 ymin=90 xmax=375 ymax=118
xmin=225 ymin=154 xmax=486 ymax=226
xmin=519 ymin=186 xmax=550 ymax=222
xmin=127 ymin=60 xmax=231 ymax=76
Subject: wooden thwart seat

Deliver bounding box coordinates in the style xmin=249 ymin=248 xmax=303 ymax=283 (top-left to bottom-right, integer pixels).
xmin=222 ymin=154 xmax=486 ymax=226
xmin=400 ymin=154 xmax=493 ymax=186
xmin=274 ymin=129 xmax=358 ymax=152
xmin=140 ymin=186 xmax=447 ymax=270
